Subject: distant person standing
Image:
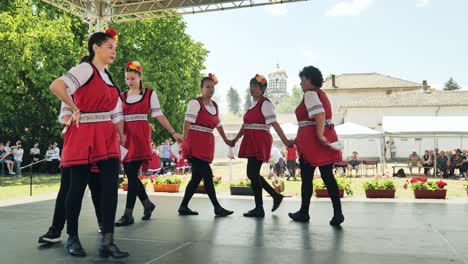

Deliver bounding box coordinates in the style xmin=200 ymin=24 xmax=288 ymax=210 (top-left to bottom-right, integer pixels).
xmin=12 ymin=141 xmax=24 ymax=177
xmin=286 ymin=144 xmax=297 ymax=181
xmin=30 ymin=143 xmax=41 ymax=174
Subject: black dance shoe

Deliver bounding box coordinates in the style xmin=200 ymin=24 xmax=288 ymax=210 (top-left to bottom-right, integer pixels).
xmin=142 ymin=203 xmax=156 ymax=220
xmin=272 ymin=194 xmax=284 ymax=212
xmin=214 ymin=206 xmax=234 ymax=217
xmin=65 ymin=235 xmax=86 ymax=257
xmin=288 ymin=211 xmax=310 ymax=222
xmin=38 ymin=226 xmax=61 ymax=244
xmin=99 ymin=234 xmax=129 ymax=259
xmin=115 ymin=214 xmax=134 ymax=227
xmin=243 ymin=207 xmax=265 ymax=218
xmin=329 ymin=214 xmax=345 ymax=226
xmin=178 ymin=206 xmax=199 ymax=215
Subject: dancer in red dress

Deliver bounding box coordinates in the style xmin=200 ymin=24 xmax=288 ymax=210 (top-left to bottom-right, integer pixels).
xmin=232 ymin=74 xmax=293 ymax=218
xmin=49 ymin=29 xmax=128 ymax=258
xmin=115 ymin=61 xmax=183 ymax=226
xmin=146 ymin=142 xmax=161 ymax=173
xmin=178 ymin=73 xmax=233 ymax=217
xmin=288 ymin=66 xmax=344 ymax=226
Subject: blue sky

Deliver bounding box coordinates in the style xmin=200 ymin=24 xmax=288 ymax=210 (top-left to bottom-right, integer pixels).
xmin=183 ymin=0 xmax=468 ymax=104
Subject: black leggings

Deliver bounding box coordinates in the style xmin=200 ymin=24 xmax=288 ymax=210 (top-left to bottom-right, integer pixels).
xmin=299 ymin=157 xmax=342 ymax=216
xmin=123 ymin=160 xmax=149 ymax=210
xmin=66 ymin=158 xmax=120 ymax=236
xmin=52 ymin=167 xmax=101 ymax=231
xmin=247 ymin=157 xmax=279 ymax=207
xmin=180 ymin=157 xmax=220 ymax=208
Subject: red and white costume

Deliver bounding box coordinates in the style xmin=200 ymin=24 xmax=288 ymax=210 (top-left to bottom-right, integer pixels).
xmin=59 ymin=62 xmax=123 ymax=167
xmin=146 ymin=147 xmax=161 ymax=172
xmin=182 ymin=97 xmax=220 ymax=163
xmin=238 ymin=97 xmax=276 ymax=162
xmin=121 ymin=88 xmax=163 ymax=163
xmin=295 ymin=89 xmax=342 ymax=166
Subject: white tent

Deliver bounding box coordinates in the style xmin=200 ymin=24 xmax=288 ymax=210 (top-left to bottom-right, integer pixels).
xmin=335 ymin=122 xmax=385 ymax=174
xmin=383 ymin=116 xmax=468 ymax=137
xmin=335 ymin=122 xmax=384 ymax=140
xmin=270 ymin=122 xmax=298 ymax=137
xmin=383 ymin=116 xmax=468 ymax=175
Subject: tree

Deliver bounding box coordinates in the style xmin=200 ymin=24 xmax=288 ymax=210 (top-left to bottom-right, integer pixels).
xmin=0 ymin=0 xmax=208 ymax=164
xmin=443 ymin=77 xmax=461 ymax=91
xmin=111 ymin=17 xmax=207 ymax=143
xmin=276 ymin=85 xmax=303 ymax=113
xmin=243 ymin=88 xmax=252 ymax=112
xmin=0 ymin=0 xmax=87 ymax=159
xmin=226 ymin=87 xmax=241 ymax=115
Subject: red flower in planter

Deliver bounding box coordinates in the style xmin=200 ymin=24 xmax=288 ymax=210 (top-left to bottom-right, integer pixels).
xmin=410 ymin=177 xmax=428 ymax=184
xmin=435 ymin=180 xmax=447 ymax=189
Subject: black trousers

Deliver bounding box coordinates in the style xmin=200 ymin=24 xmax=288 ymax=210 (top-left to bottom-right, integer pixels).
xmin=247 ymin=157 xmax=279 ymax=207
xmin=32 ymin=154 xmax=41 ymax=174
xmin=66 ymin=158 xmax=119 ymax=236
xmin=123 ymin=160 xmax=149 ymax=210
xmin=299 ymin=157 xmax=342 ymax=216
xmin=52 ymin=167 xmax=102 ymax=231
xmin=180 ymin=157 xmax=220 ymax=208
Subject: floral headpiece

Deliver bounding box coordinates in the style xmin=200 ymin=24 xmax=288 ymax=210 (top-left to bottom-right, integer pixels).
xmin=126 ymin=61 xmax=142 ymax=73
xmin=105 ymin=28 xmax=119 ymax=42
xmin=208 ymin=73 xmax=218 ymax=85
xmin=255 ymin=74 xmax=267 ymax=85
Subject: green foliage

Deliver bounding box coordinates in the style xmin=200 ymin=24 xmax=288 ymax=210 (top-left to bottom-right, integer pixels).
xmin=276 ymin=85 xmax=302 ymax=113
xmin=153 ymin=177 xmax=165 ymax=184
xmin=443 ymin=77 xmax=461 ymax=91
xmin=0 ymin=1 xmax=207 ymax=156
xmin=410 ymin=181 xmax=428 ymax=190
xmin=362 ymin=179 xmax=396 ymax=190
xmin=110 ymin=17 xmax=207 ymax=142
xmin=226 ymin=86 xmax=241 ymax=115
xmin=164 ymin=176 xmax=182 ymax=184
xmin=230 ymin=179 xmax=251 ymax=187
xmin=0 ymin=0 xmax=87 ymax=154
xmin=315 ymin=177 xmax=353 ymax=195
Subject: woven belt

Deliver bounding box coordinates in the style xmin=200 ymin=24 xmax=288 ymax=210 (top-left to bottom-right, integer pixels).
xmin=298 ymin=120 xmax=333 ymax=128
xmin=124 ymin=114 xmax=148 ymax=122
xmin=244 ymin=123 xmax=270 ymax=131
xmin=190 ymin=124 xmax=214 ymax=133
xmin=80 ymin=112 xmax=111 ymax=123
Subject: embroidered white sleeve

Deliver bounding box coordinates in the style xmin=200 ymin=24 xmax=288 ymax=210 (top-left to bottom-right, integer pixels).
xmin=304 ymin=91 xmax=324 ymax=117
xmin=150 ymin=92 xmax=163 ymax=117
xmin=111 ymin=97 xmax=124 ymax=124
xmin=58 ymin=101 xmax=73 ymax=124
xmin=185 ymin=100 xmax=200 ymax=123
xmin=59 ymin=63 xmax=93 ymax=95
xmin=261 ymin=101 xmax=277 ymax=125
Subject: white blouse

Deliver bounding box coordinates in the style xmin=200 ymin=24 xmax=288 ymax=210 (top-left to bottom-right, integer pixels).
xmin=58 ymin=63 xmax=123 ymax=124
xmin=185 ymin=99 xmax=221 ymax=127
xmin=304 ymin=91 xmax=324 ymax=118
xmin=247 ymin=99 xmax=277 ymax=124
xmin=125 ymin=91 xmax=163 ymax=117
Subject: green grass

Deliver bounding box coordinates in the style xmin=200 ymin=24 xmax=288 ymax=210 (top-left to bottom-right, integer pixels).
xmin=0 ymin=174 xmax=61 ymax=200
xmin=1 ymin=169 xmax=467 ymax=201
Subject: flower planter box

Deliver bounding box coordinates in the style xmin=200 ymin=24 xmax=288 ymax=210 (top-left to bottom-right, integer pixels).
xmin=122 ymin=183 xmax=128 ymax=191
xmin=230 ymin=186 xmax=253 ymax=196
xmin=195 ymin=186 xmax=206 ymax=194
xmin=414 ymin=189 xmax=447 ymax=199
xmin=153 ymin=184 xmax=180 ymax=193
xmin=365 ymin=189 xmax=395 ymax=198
xmin=315 ymin=189 xmax=344 ymax=198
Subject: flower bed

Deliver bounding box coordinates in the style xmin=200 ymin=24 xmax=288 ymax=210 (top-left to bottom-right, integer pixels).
xmin=230 ymin=179 xmax=253 ymax=196
xmin=314 ymin=177 xmax=353 ymax=198
xmin=410 ymin=178 xmax=447 ymax=199
xmin=363 ymin=179 xmax=396 ymax=198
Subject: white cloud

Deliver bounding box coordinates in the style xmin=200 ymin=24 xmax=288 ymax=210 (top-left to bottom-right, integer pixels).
xmin=325 ymin=0 xmax=373 ymax=17
xmin=416 ymin=0 xmax=430 ymax=7
xmin=265 ymin=1 xmax=288 ymax=16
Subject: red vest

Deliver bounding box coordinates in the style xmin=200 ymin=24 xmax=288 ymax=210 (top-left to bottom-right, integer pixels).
xmin=121 ymin=88 xmax=153 ymax=163
xmin=295 ymin=89 xmax=341 ymax=166
xmin=182 ymin=97 xmax=219 ymax=163
xmin=238 ymin=97 xmax=273 ymax=162
xmin=61 ymin=63 xmax=120 ymax=167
